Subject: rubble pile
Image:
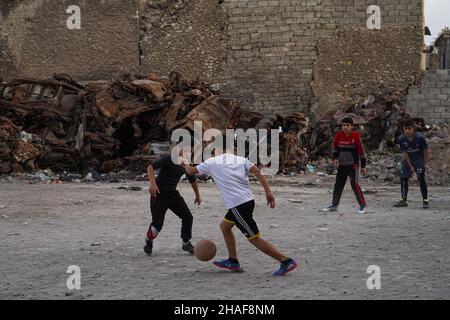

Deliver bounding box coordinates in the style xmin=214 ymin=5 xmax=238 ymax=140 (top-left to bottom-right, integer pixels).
xmin=273 ymin=94 xmax=408 ymax=171
xmin=274 ymin=94 xmax=450 ymax=185
xmin=0 ymin=73 xmax=264 ymax=175
xmin=270 ymin=112 xmax=309 ymax=171
xmin=417 ymin=123 xmax=450 ymax=185
xmin=1 ymin=74 xmax=449 ymax=185
xmin=364 ymin=122 xmax=450 ymax=186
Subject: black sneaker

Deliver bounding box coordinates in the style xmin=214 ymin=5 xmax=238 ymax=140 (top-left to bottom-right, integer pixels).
xmin=423 ymin=199 xmax=430 ymax=209
xmin=319 ymin=205 xmax=338 ymax=212
xmin=182 ymin=241 xmax=194 ymax=254
xmin=143 ymin=239 xmax=153 ymax=256
xmin=393 ymin=199 xmax=408 ymax=207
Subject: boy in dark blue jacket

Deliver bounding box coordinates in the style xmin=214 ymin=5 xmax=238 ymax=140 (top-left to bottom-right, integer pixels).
xmin=394 ymin=119 xmax=430 ymax=209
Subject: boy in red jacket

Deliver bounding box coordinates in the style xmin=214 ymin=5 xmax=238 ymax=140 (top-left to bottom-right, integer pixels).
xmin=320 ymin=117 xmax=368 ymax=214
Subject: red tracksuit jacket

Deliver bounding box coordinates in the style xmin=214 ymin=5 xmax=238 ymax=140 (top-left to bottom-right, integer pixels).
xmin=332 ymin=131 xmax=367 ymax=168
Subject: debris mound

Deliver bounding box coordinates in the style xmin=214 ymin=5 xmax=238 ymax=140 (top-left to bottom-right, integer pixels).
xmin=0 ymin=73 xmax=263 ymax=175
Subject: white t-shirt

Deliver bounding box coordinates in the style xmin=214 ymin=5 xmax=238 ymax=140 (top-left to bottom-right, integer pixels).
xmin=197 ymin=153 xmax=255 ymax=209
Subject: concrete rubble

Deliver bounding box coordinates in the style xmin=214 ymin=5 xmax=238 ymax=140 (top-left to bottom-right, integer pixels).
xmin=272 ymin=94 xmax=450 ymax=186
xmin=0 ymin=72 xmax=263 ymax=177
xmin=1 ymin=74 xmax=449 ymax=186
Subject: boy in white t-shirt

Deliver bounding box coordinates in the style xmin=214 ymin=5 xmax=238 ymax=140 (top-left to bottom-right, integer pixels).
xmin=181 ymin=150 xmax=297 ymax=276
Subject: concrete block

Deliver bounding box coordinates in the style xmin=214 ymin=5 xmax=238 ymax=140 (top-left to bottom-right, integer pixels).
xmin=408 ymin=87 xmax=420 ymax=95
xmin=430 ymin=88 xmax=441 ymax=95
xmin=436 ymin=69 xmax=450 ymax=76
xmin=429 ymin=113 xmax=442 ymax=120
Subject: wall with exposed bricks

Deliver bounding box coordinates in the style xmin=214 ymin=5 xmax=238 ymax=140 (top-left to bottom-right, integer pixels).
xmin=0 ymin=0 xmax=424 ymax=118
xmin=0 ymin=0 xmax=140 ymax=81
xmin=406 ymin=70 xmax=450 ymax=124
xmin=218 ymin=0 xmax=424 ymax=117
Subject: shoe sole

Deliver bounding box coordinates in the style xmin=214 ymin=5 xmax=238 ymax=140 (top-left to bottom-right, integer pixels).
xmin=182 ymin=248 xmax=194 ymax=255
xmin=273 ymin=262 xmax=298 ymax=276
xmin=213 ymin=263 xmax=244 ymax=273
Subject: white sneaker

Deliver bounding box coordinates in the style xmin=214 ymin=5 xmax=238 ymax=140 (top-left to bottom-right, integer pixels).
xmin=357 ymin=206 xmax=367 ymax=214
xmin=319 ymin=205 xmax=338 ymax=212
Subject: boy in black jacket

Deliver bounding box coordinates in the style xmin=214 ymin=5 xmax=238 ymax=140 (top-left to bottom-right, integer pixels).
xmin=144 ymin=152 xmax=201 ymax=256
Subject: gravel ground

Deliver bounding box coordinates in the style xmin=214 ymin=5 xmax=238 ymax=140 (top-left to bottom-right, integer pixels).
xmin=0 ymin=175 xmax=449 ymax=300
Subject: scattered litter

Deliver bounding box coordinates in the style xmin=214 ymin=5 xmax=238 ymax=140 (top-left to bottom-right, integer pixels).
xmin=303 ymin=182 xmax=320 ymax=188
xmin=83 ymin=173 xmax=94 ymax=182
xmin=363 ymin=189 xmax=378 ymax=195
xmin=117 ymin=186 xmax=143 ymax=191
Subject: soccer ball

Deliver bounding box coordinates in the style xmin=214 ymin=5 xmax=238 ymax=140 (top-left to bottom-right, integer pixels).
xmin=194 ymin=239 xmax=217 ymax=261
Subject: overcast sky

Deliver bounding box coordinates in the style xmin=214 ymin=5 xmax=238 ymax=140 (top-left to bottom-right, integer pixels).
xmin=425 ymin=0 xmax=450 ymax=45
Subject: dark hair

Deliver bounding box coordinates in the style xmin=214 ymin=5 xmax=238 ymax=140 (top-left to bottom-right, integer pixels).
xmin=341 ymin=117 xmax=354 ymax=125
xmin=403 ymin=119 xmax=415 ymax=128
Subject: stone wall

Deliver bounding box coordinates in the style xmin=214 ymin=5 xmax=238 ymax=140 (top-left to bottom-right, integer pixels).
xmin=140 ymin=0 xmax=227 ymax=83
xmin=219 ymin=0 xmax=423 ymax=116
xmin=406 ymin=69 xmax=450 ymax=124
xmin=0 ymin=0 xmax=424 ymax=118
xmin=0 ymin=0 xmax=140 ymax=80
xmin=313 ymin=25 xmax=422 ymax=115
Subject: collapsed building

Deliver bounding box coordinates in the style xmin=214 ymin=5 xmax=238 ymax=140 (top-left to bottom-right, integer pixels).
xmin=0 ymin=0 xmax=426 ymax=116
xmin=1 ymin=1 xmax=449 ymax=184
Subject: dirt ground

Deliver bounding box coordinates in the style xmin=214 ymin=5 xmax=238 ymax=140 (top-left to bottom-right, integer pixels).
xmin=0 ymin=175 xmax=449 ymax=300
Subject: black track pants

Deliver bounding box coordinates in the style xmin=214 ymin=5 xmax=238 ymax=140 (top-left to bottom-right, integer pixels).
xmin=332 ymin=165 xmax=366 ymax=208
xmin=146 ymin=192 xmax=193 ymax=243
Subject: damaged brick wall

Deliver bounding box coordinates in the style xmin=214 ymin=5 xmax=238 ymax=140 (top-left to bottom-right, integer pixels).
xmin=313 ymin=25 xmax=423 ymax=115
xmin=220 ymin=0 xmax=423 ymax=117
xmin=1 ymin=0 xmax=423 ymax=118
xmin=406 ymin=69 xmax=450 ymax=124
xmin=139 ymin=0 xmax=227 ymax=83
xmin=0 ymin=0 xmax=140 ymax=80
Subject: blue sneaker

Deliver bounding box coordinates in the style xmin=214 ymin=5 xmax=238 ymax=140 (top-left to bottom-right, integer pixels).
xmin=273 ymin=258 xmax=298 ymax=276
xmin=213 ymin=259 xmax=243 ymax=272
xmin=357 ymin=206 xmax=367 ymax=214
